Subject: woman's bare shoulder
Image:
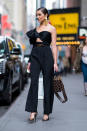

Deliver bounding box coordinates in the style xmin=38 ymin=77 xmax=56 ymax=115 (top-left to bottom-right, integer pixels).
xmin=83 ymin=45 xmax=87 ymax=49
xmin=48 ymin=24 xmax=56 ymax=33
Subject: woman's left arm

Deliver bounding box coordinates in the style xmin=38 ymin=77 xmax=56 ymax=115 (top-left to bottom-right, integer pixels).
xmin=51 ymin=27 xmax=58 ymax=72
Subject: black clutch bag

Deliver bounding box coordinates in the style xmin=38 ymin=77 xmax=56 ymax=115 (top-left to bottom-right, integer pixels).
xmin=53 ymin=72 xmax=68 ymax=103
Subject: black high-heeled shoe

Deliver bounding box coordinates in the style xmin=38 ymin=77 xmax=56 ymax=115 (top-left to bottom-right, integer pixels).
xmin=29 ymin=113 xmax=37 ymax=123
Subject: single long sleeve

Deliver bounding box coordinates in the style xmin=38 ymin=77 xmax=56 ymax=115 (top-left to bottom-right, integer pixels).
xmin=25 ymin=28 xmax=36 ymax=63
xmin=26 ymin=28 xmax=36 ymax=45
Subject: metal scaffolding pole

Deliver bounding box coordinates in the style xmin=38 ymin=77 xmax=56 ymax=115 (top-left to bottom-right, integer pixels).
xmin=0 ymin=14 xmax=1 ymax=35
xmin=36 ymin=0 xmax=38 ymax=26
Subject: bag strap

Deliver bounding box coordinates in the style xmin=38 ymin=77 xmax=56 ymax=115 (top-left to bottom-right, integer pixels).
xmin=54 ymin=87 xmax=68 ymax=103
xmin=54 ymin=71 xmax=68 ymax=103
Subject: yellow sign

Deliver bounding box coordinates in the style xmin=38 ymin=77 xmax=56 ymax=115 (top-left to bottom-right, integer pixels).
xmin=56 ymin=41 xmax=80 ymax=45
xmin=49 ymin=13 xmax=79 ymax=34
xmin=57 ymin=36 xmax=75 ymax=41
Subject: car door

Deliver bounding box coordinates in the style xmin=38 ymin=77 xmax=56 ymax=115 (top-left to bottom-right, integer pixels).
xmin=7 ymin=39 xmax=21 ymax=84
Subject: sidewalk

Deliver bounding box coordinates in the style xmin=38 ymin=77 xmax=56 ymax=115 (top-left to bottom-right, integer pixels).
xmin=0 ymin=74 xmax=87 ymax=131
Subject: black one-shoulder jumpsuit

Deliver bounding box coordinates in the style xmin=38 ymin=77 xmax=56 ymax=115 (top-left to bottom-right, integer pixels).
xmin=25 ymin=28 xmax=54 ymax=114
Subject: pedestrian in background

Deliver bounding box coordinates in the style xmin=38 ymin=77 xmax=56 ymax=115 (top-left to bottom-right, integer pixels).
xmin=25 ymin=7 xmax=58 ymax=123
xmin=63 ymin=55 xmax=70 ymax=75
xmin=81 ymin=37 xmax=87 ymax=96
xmin=65 ymin=46 xmax=71 ymax=73
xmin=74 ymin=48 xmax=81 ymax=73
xmin=58 ymin=56 xmax=64 ymax=75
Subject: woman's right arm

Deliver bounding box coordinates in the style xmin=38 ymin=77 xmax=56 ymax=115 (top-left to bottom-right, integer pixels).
xmin=27 ymin=62 xmax=31 ymax=71
xmin=51 ymin=27 xmax=58 ymax=72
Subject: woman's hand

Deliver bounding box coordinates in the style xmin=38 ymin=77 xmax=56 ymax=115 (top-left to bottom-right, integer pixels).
xmin=27 ymin=62 xmax=31 ymax=71
xmin=54 ymin=63 xmax=58 ymax=72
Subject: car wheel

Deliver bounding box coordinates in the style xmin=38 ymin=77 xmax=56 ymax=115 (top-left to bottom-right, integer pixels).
xmin=17 ymin=73 xmax=22 ymax=93
xmin=4 ymin=76 xmax=12 ymax=105
xmin=24 ymin=74 xmax=28 ymax=84
xmin=21 ymin=74 xmax=25 ymax=90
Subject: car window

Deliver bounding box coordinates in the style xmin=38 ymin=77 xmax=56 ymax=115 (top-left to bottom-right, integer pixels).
xmin=0 ymin=39 xmax=5 ymax=54
xmin=11 ymin=40 xmax=16 ymax=47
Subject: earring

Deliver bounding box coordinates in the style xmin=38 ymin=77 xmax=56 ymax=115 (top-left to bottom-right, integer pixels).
xmin=45 ymin=17 xmax=48 ymax=25
xmin=45 ymin=17 xmax=47 ymax=20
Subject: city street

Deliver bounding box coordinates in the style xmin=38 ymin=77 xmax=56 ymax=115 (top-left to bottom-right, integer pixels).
xmin=0 ymin=103 xmax=9 ymax=118
xmin=0 ymin=91 xmax=22 ymax=118
xmin=0 ymin=73 xmax=87 ymax=131
xmin=0 ymin=0 xmax=87 ymax=131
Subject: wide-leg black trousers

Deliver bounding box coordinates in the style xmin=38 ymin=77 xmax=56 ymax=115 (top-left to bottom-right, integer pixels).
xmin=25 ymin=46 xmax=54 ymax=114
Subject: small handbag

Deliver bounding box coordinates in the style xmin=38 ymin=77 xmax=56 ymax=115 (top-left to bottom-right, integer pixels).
xmin=53 ymin=72 xmax=68 ymax=103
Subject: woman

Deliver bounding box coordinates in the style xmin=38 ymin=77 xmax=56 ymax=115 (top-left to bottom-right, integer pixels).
xmin=81 ymin=37 xmax=87 ymax=96
xmin=25 ymin=7 xmax=58 ymax=122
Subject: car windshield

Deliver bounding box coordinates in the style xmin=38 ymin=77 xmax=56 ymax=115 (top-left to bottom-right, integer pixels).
xmin=0 ymin=39 xmax=5 ymax=54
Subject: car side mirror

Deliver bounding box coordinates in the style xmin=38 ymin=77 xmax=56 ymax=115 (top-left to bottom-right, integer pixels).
xmin=11 ymin=47 xmax=21 ymax=55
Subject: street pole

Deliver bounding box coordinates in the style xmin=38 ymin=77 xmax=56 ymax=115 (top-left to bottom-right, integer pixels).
xmin=36 ymin=0 xmax=38 ymax=26
xmin=0 ymin=14 xmax=1 ymax=35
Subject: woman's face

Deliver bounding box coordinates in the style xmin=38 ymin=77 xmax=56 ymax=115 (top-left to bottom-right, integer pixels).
xmin=36 ymin=10 xmax=47 ymax=23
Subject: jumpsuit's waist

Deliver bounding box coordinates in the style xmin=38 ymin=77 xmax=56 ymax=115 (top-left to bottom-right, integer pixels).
xmin=34 ymin=42 xmax=50 ymax=47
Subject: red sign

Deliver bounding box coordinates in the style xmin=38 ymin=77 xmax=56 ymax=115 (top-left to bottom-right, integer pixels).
xmin=1 ymin=15 xmax=12 ymax=30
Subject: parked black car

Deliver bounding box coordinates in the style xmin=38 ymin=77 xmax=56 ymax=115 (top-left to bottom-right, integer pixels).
xmin=0 ymin=36 xmax=23 ymax=104
xmin=24 ymin=54 xmax=31 ymax=77
xmin=16 ymin=42 xmax=28 ymax=83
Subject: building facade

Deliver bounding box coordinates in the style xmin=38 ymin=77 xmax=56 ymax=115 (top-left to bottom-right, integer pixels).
xmin=0 ymin=0 xmax=27 ymax=42
xmin=81 ymin=0 xmax=87 ymax=26
xmin=27 ymin=0 xmax=36 ymax=29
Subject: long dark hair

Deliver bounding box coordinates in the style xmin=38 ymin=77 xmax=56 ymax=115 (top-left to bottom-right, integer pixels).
xmin=36 ymin=7 xmax=49 ymax=19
